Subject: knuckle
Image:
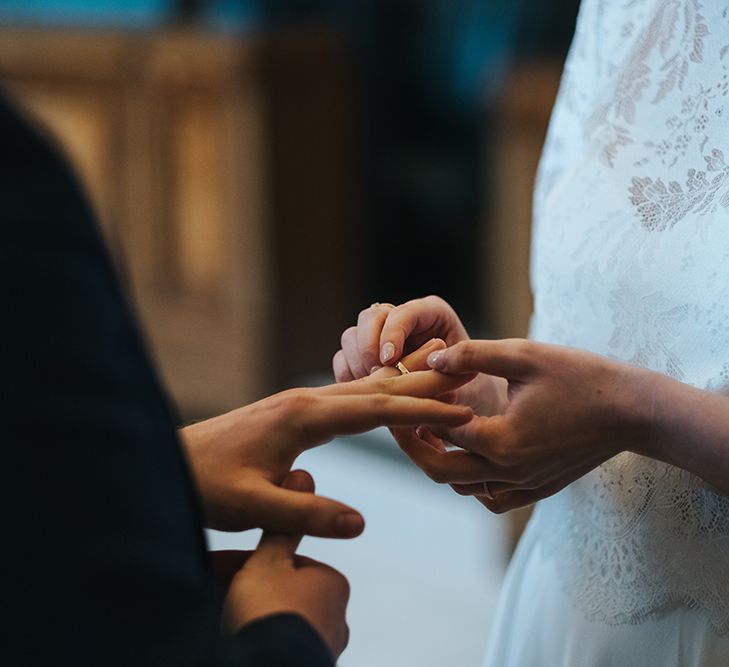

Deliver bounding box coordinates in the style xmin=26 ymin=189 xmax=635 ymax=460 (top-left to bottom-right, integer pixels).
xmin=332 ymin=350 xmax=346 ymax=374
xmin=340 ymin=326 xmax=357 ymax=347
xmin=424 ymin=294 xmax=448 ymax=310
xmin=487 ymin=427 xmax=520 ymax=465
xmin=490 ymin=439 xmax=516 ymax=466
xmin=506 ymin=338 xmax=536 ymax=367
xmin=368 ymin=376 xmax=395 ymax=394
xmin=384 ymin=318 xmax=409 ymax=340
xmin=278 ymin=389 xmax=315 ymax=420
xmin=357 ymin=306 xmax=373 ymax=322
xmin=451 ymin=340 xmax=475 ymax=367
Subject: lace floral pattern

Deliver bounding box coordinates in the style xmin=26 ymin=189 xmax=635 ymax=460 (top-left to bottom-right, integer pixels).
xmin=540 ymin=457 xmax=729 ymax=633
xmin=629 ymin=149 xmax=729 ymax=231
xmin=530 ymin=0 xmax=729 ymax=634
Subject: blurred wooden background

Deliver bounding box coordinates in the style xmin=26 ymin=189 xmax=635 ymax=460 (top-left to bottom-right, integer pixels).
xmin=0 ymin=26 xmax=559 ymax=548
xmin=0 ymin=24 xmax=560 ymax=551
xmin=0 ymin=25 xmax=358 ymax=418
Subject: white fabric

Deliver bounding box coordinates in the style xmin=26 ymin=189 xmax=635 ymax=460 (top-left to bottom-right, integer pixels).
xmin=484 ymin=1 xmax=729 ymax=664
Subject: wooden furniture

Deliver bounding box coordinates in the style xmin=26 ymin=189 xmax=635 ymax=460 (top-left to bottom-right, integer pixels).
xmin=0 ymin=25 xmax=356 ymax=417
xmin=484 ymin=62 xmax=562 ymax=340
xmin=485 ymin=62 xmax=563 ymax=549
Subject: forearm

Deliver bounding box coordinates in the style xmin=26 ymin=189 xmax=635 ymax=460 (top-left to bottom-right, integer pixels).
xmin=630 ymin=368 xmax=729 ymax=494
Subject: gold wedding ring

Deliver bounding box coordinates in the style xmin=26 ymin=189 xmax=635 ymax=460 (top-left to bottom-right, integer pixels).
xmin=482 ymin=481 xmax=494 ymax=500
xmin=395 ymin=361 xmax=410 ymax=375
xmin=370 ymin=302 xmax=395 ymax=309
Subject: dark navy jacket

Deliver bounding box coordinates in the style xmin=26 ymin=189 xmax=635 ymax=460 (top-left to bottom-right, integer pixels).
xmin=1 ymin=93 xmax=333 ymax=667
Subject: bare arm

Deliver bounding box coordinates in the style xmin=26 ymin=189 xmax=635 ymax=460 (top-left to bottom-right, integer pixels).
xmin=395 ymin=339 xmax=729 ymax=513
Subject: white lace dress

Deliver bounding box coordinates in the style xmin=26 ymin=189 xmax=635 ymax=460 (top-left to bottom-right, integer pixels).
xmin=484 ymin=2 xmax=729 ymax=665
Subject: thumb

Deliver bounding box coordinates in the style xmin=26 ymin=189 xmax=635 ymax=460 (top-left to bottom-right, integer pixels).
xmin=427 ymin=339 xmax=532 ymax=379
xmin=251 ymin=470 xmax=315 ymax=564
xmin=255 ymin=529 xmax=304 ymax=564
xmin=254 ymin=480 xmax=365 ymax=540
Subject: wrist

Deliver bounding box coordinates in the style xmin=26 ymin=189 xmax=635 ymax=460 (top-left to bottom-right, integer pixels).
xmin=608 ymin=362 xmax=666 ymax=459
xmin=616 ymin=362 xmax=689 ymax=463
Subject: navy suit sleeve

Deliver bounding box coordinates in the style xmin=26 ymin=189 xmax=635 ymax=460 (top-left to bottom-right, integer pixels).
xmin=0 ymin=94 xmax=333 ymax=667
xmin=233 ymin=615 xmax=336 ymax=666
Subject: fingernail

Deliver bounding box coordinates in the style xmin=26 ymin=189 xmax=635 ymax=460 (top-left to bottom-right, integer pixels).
xmin=428 ymin=350 xmax=445 ymax=369
xmin=370 ymin=365 xmax=382 ymax=374
xmin=334 ymin=512 xmax=364 ymax=537
xmin=415 ymin=426 xmax=424 ymax=439
xmin=381 ymin=342 xmax=395 ymax=363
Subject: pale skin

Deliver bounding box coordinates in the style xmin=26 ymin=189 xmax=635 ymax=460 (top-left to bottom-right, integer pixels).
xmin=334 ymin=297 xmax=729 ymax=514
xmin=180 ymin=343 xmax=474 ymax=657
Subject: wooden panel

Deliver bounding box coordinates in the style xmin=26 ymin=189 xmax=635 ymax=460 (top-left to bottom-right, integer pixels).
xmin=484 ymin=63 xmax=563 ymax=550
xmin=0 ymin=26 xmax=357 ymax=415
xmin=484 ymin=63 xmax=562 ymax=340
xmin=10 ymin=86 xmax=121 ymax=238
xmin=262 ymin=31 xmax=359 ymax=386
xmin=0 ymin=27 xmax=271 ymax=417
xmin=171 ymin=95 xmax=228 ymax=299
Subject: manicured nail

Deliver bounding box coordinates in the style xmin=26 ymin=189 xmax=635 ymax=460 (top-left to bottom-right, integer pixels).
xmin=334 ymin=512 xmax=364 ymax=537
xmin=381 ymin=342 xmax=395 ymax=363
xmin=428 ymin=350 xmax=445 ymax=369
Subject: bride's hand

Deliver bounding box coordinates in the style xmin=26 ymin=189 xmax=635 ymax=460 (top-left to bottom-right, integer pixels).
xmin=393 ymin=339 xmax=651 ymax=512
xmin=333 ymin=295 xmax=507 ymax=418
xmin=333 ymin=296 xmax=468 ymax=379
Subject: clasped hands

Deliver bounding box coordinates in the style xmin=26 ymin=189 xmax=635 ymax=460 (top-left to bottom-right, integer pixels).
xmin=179 ymin=294 xmax=657 ymax=658
xmin=334 ymin=296 xmax=655 ymax=514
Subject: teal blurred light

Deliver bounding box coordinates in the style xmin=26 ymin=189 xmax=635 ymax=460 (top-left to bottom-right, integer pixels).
xmin=0 ymin=0 xmax=260 ymax=28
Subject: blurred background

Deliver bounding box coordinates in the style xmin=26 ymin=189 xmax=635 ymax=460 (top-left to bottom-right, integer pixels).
xmin=0 ymin=1 xmax=579 ymax=665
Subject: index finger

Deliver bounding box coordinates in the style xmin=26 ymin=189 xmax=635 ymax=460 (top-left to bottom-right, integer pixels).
xmin=253 ymin=530 xmax=303 ymax=564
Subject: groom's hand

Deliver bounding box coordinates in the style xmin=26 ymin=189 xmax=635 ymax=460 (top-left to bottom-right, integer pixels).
xmin=222 ymin=472 xmax=351 ymax=659
xmin=224 ymin=533 xmax=351 ymax=659
xmin=180 ymin=356 xmax=473 ymax=536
